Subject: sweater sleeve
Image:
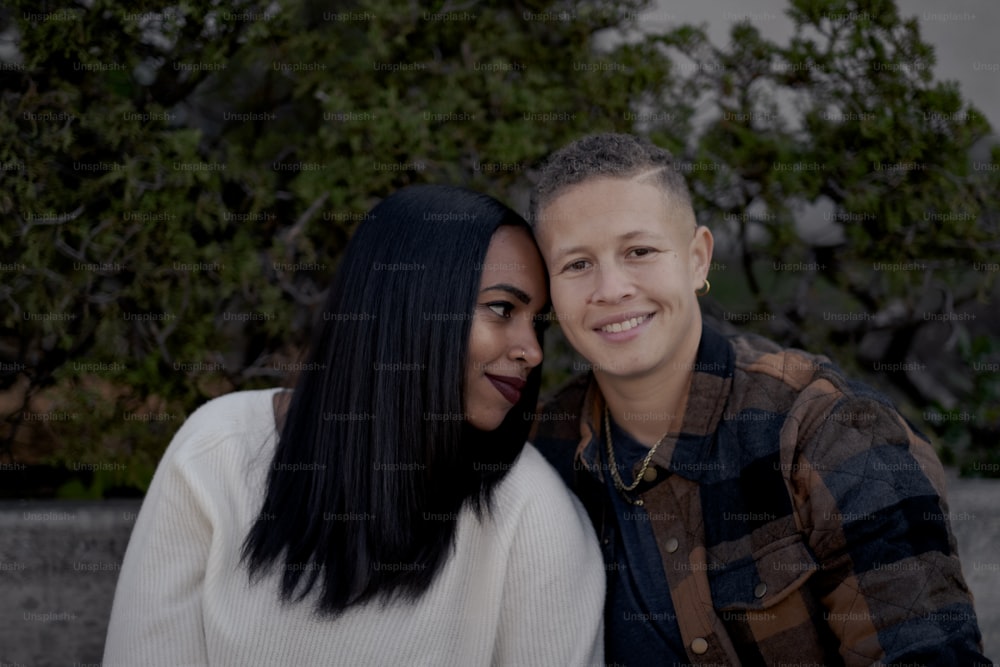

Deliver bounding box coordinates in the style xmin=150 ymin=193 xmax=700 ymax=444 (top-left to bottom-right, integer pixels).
xmin=492 ymin=446 xmax=605 ymax=667
xmin=102 ymin=414 xmax=218 ymax=667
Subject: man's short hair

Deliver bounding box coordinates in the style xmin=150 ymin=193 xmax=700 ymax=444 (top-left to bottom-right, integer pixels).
xmin=529 ymin=132 xmax=695 ymax=227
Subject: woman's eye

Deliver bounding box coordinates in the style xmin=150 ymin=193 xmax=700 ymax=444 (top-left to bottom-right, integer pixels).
xmin=629 ymin=247 xmax=654 ymax=258
xmin=564 ymin=259 xmax=590 ymax=272
xmin=488 ymin=302 xmax=513 ymax=318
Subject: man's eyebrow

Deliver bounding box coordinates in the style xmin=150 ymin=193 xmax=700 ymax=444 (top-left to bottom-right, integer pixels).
xmin=618 ymin=230 xmax=662 ymax=241
xmin=480 ymin=283 xmax=532 ymax=304
xmin=552 ymin=244 xmax=588 ymax=261
xmin=553 ymin=230 xmax=664 ymax=260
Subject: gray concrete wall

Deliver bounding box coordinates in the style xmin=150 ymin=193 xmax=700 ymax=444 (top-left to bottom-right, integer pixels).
xmin=944 ymin=468 xmax=1000 ymax=664
xmin=0 ymin=500 xmax=138 ymax=667
xmin=1 ymin=475 xmax=997 ymax=666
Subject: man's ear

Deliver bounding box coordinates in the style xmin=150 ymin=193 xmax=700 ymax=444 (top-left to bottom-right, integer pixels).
xmin=689 ymin=225 xmax=714 ymax=291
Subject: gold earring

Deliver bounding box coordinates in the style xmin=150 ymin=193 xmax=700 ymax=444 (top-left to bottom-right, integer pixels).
xmin=695 ymin=279 xmax=711 ymax=297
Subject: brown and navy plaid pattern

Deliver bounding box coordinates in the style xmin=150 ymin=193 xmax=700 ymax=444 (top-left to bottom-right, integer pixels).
xmin=532 ymin=325 xmax=989 ymax=666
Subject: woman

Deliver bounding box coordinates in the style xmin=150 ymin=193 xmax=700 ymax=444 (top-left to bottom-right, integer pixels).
xmin=102 ymin=185 xmax=605 ymax=666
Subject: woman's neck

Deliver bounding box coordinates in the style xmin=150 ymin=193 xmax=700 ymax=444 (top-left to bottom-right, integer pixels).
xmin=272 ymin=389 xmax=291 ymax=432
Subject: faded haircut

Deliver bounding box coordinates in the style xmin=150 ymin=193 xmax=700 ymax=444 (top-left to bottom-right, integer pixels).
xmin=529 ymin=132 xmax=696 ymax=228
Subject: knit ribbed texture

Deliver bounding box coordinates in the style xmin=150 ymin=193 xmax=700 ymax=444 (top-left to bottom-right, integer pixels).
xmin=102 ymin=389 xmax=604 ymax=666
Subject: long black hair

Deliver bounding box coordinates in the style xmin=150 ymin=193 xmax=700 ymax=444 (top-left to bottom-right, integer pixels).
xmin=242 ymin=184 xmax=545 ymax=615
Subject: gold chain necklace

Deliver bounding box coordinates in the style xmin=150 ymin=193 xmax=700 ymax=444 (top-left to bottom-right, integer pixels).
xmin=604 ymin=405 xmax=669 ymax=506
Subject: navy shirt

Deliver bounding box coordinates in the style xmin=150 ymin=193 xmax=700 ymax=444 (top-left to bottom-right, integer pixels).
xmin=602 ymin=415 xmax=688 ymax=665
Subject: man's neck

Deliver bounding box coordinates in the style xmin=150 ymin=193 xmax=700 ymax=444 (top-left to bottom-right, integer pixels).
xmin=595 ymin=328 xmax=702 ymax=447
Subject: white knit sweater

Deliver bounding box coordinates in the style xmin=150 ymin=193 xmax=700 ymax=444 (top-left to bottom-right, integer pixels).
xmin=102 ymin=389 xmax=605 ymax=666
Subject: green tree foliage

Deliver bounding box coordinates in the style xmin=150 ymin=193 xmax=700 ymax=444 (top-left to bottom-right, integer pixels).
xmin=637 ymin=0 xmax=1000 ymax=470
xmin=1 ymin=0 xmax=996 ymax=494
xmin=0 ymin=0 xmax=657 ymax=493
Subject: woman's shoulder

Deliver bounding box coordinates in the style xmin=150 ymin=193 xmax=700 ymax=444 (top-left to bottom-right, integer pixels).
xmin=501 ymin=443 xmax=565 ymax=492
xmin=164 ymin=388 xmax=284 ymax=465
xmin=482 ymin=444 xmax=602 ymax=576
xmin=183 ymin=387 xmax=282 ymax=420
xmin=491 ymin=444 xmax=591 ymax=528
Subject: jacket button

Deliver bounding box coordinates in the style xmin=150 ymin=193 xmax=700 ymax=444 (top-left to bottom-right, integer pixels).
xmin=642 ymin=467 xmax=658 ymax=482
xmin=690 ymin=637 xmax=708 ymax=654
xmin=664 ymin=537 xmax=679 ymax=553
xmin=754 ymin=582 xmax=768 ymax=598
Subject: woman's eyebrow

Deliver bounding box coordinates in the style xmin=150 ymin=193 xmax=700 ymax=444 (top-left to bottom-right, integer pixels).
xmin=480 ymin=283 xmax=532 ymax=304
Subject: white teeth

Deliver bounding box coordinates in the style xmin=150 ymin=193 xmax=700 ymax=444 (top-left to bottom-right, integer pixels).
xmin=601 ymin=315 xmax=647 ymax=333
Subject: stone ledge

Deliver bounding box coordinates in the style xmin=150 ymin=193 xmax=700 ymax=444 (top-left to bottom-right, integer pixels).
xmin=0 ymin=500 xmax=139 ymax=667
xmin=1 ymin=474 xmax=997 ymax=665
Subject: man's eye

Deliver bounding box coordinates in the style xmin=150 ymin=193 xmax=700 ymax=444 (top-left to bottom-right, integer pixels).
xmin=629 ymin=247 xmax=655 ymax=258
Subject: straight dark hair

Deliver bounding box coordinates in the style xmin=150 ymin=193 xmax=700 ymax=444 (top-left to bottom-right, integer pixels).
xmin=242 ymin=184 xmax=545 ymax=615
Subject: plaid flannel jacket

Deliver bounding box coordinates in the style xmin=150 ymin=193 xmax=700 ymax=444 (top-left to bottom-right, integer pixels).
xmin=532 ymin=325 xmax=988 ymax=666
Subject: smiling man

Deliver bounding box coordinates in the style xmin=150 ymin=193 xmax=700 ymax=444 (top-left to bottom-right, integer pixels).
xmin=528 ymin=133 xmax=988 ymax=666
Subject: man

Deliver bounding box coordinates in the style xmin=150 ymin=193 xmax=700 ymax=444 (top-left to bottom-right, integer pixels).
xmin=529 ymin=133 xmax=988 ymax=666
